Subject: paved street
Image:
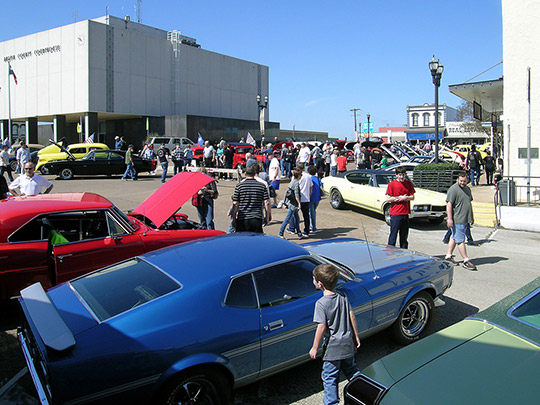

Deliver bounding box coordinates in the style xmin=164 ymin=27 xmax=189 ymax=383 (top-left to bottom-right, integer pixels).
xmin=2 ymin=170 xmax=540 ymax=404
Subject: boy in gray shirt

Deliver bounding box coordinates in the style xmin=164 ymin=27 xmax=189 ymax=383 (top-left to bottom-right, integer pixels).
xmin=309 ymin=264 xmax=361 ymax=405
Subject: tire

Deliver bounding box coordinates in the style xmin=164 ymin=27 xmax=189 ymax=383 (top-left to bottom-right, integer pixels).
xmin=428 ymin=217 xmax=444 ymax=225
xmin=384 ymin=205 xmax=391 ymax=226
xmin=39 ymin=166 xmax=50 ymax=175
xmin=330 ymin=189 xmax=345 ymax=209
xmin=390 ymin=291 xmax=434 ymax=345
xmin=159 ymin=367 xmax=231 ymax=405
xmin=59 ymin=167 xmax=74 ymax=180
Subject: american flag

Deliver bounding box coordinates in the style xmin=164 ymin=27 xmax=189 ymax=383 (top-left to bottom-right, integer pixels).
xmin=85 ymin=133 xmax=95 ymax=144
xmin=9 ymin=63 xmax=18 ymax=85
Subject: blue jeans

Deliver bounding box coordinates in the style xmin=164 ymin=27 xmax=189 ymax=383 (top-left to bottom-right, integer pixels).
xmin=388 ymin=214 xmax=409 ymax=249
xmin=122 ymin=163 xmax=136 ymax=180
xmin=321 ymin=357 xmax=360 ymax=405
xmin=330 ymin=166 xmax=337 ymax=176
xmin=197 ymin=201 xmax=215 ymax=230
xmin=280 ymin=207 xmax=302 ymax=236
xmin=309 ymin=201 xmax=319 ymax=232
xmin=469 ymin=168 xmax=480 ymax=186
xmin=160 ymin=162 xmax=168 ymax=182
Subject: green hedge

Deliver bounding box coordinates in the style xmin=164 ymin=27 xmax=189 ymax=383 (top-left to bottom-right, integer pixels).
xmin=413 ymin=163 xmax=460 ymax=172
xmin=412 ymin=164 xmax=461 ymax=193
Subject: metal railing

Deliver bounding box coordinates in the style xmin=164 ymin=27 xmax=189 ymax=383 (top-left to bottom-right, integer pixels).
xmin=495 ymin=175 xmax=540 ymax=207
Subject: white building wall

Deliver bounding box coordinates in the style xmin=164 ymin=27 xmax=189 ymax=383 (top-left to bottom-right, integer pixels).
xmin=502 ymin=0 xmax=540 ymax=184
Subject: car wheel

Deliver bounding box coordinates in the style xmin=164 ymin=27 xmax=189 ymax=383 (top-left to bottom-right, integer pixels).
xmin=390 ymin=291 xmax=434 ymax=345
xmin=384 ymin=205 xmax=391 ymax=226
xmin=59 ymin=167 xmax=74 ymax=180
xmin=428 ymin=217 xmax=444 ymax=225
xmin=39 ymin=166 xmax=49 ymax=175
xmin=160 ymin=367 xmax=231 ymax=405
xmin=10 ymin=160 xmax=18 ymax=172
xmin=330 ymin=189 xmax=344 ymax=209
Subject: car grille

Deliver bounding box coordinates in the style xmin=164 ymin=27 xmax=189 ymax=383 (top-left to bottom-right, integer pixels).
xmin=431 ymin=206 xmax=446 ymax=212
xmin=344 ymin=375 xmax=387 ymax=405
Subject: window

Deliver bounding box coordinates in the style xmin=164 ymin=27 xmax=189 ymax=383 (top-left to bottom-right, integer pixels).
xmin=225 ymin=274 xmax=257 ymax=308
xmin=347 ymin=173 xmax=371 ymax=185
xmin=94 ymin=151 xmax=110 ymax=160
xmin=71 ymin=259 xmax=180 ymax=321
xmin=411 ymin=113 xmax=419 ymax=127
xmin=509 ymin=289 xmax=540 ymax=330
xmin=109 ymin=152 xmax=124 ymax=160
xmin=69 ymin=147 xmax=87 ymax=154
xmin=423 ymin=113 xmax=430 ymax=126
xmin=9 ymin=217 xmax=49 ymax=243
xmin=254 ymin=259 xmax=319 ymax=308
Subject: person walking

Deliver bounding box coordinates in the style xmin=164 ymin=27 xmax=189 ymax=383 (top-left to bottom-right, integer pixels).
xmin=309 ymin=264 xmax=361 ymax=405
xmin=231 ymin=164 xmax=271 ymax=233
xmin=308 ymin=165 xmax=322 ymax=233
xmin=385 ymin=166 xmax=415 ymax=249
xmin=203 ymin=141 xmax=215 ymax=168
xmin=1 ymin=144 xmax=14 ymax=181
xmin=156 ymin=144 xmax=170 ymax=183
xmin=121 ymin=144 xmax=136 ymax=181
xmin=483 ymin=150 xmax=496 ymax=185
xmin=196 ymin=168 xmax=218 ymax=230
xmin=297 ymin=162 xmax=312 ymax=237
xmin=466 ymin=145 xmax=482 ymax=186
xmin=268 ymin=152 xmax=281 ymax=207
xmin=330 ymin=150 xmax=338 ymax=176
xmin=9 ymin=162 xmax=53 ymax=196
xmin=16 ymin=141 xmax=31 ymax=174
xmin=171 ymin=143 xmax=184 ymax=175
xmin=444 ymin=171 xmax=477 ymax=270
xmin=278 ymin=170 xmax=305 ymax=239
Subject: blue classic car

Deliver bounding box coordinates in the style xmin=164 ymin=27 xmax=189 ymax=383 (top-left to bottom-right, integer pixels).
xmin=18 ymin=234 xmax=453 ymax=404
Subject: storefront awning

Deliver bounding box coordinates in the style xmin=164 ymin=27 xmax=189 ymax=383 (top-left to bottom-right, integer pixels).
xmin=448 ymin=77 xmax=503 ymax=114
xmin=406 ymin=131 xmax=444 ymax=141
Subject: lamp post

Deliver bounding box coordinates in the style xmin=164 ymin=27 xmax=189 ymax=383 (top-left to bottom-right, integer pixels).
xmin=366 ymin=114 xmax=371 ymax=139
xmin=257 ymin=94 xmax=268 ymax=141
xmin=429 ymin=56 xmax=444 ymax=163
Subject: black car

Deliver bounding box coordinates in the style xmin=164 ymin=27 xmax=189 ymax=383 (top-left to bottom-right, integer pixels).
xmin=43 ymin=149 xmax=156 ymax=180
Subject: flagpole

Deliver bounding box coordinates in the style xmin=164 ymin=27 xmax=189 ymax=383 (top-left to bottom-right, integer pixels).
xmin=8 ymin=62 xmax=12 ymax=145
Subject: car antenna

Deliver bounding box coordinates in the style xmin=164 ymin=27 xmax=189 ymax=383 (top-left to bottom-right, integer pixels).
xmin=361 ymin=220 xmax=379 ymax=280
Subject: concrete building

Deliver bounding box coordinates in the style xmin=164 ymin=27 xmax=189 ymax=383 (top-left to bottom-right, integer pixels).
xmin=1 ymin=15 xmax=277 ymax=148
xmin=405 ymin=103 xmax=458 ymax=142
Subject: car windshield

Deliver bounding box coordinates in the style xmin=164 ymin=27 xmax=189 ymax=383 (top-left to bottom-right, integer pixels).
xmin=70 ymin=258 xmax=180 ymax=322
xmin=509 ymin=289 xmax=540 ymax=329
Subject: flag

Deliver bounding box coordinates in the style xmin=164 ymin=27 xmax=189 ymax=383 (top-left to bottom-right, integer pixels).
xmin=246 ymin=132 xmax=256 ymax=146
xmin=9 ymin=63 xmax=18 ymax=85
xmin=85 ymin=133 xmax=95 ymax=143
xmin=197 ymin=133 xmax=204 ymax=146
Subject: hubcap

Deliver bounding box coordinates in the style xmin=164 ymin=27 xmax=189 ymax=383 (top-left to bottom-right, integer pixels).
xmin=172 ymin=379 xmax=215 ymax=405
xmin=401 ymin=299 xmax=429 ymax=337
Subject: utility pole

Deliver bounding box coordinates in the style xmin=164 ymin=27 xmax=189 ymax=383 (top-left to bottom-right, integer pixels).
xmin=350 ymin=108 xmax=361 ymax=133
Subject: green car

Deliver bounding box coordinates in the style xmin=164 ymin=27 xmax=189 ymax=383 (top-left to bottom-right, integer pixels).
xmin=344 ymin=277 xmax=540 ymax=404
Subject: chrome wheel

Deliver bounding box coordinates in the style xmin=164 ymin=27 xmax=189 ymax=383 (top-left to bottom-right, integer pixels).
xmin=330 ymin=189 xmax=344 ymax=209
xmin=391 ymin=292 xmax=434 ymax=344
xmin=161 ymin=368 xmax=230 ymax=405
xmin=59 ymin=167 xmax=74 ymax=180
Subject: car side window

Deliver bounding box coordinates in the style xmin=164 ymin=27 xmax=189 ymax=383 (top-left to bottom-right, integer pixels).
xmin=69 ymin=147 xmax=86 ymax=154
xmin=254 ymin=259 xmax=319 ymax=308
xmin=106 ymin=212 xmax=130 ymax=236
xmin=347 ymin=173 xmax=370 ymax=185
xmin=9 ymin=216 xmax=50 ymax=243
xmin=94 ymin=152 xmax=110 ymax=160
xmin=225 ymin=274 xmax=258 ymax=309
xmin=45 ymin=211 xmax=109 ymax=242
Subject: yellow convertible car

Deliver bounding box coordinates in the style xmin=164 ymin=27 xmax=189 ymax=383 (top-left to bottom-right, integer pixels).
xmin=321 ymin=170 xmax=447 ymax=225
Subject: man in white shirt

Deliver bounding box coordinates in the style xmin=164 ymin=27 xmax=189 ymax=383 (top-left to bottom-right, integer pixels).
xmin=297 ymin=162 xmax=312 ymax=237
xmin=9 ymin=162 xmax=53 ymax=196
xmin=203 ymin=141 xmax=216 ymax=168
xmin=297 ymin=143 xmax=312 ymax=166
xmin=268 ymin=152 xmax=281 ymax=207
xmin=16 ymin=141 xmax=31 ymax=174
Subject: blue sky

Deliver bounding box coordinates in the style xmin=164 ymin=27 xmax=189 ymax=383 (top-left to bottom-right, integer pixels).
xmin=1 ymin=0 xmax=503 ymax=139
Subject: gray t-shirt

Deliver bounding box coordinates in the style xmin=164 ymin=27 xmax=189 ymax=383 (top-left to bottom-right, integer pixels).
xmin=446 ymin=182 xmax=473 ymax=224
xmin=313 ymin=291 xmax=355 ymax=361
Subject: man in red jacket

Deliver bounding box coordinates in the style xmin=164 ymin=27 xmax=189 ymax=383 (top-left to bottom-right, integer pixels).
xmin=385 ymin=167 xmax=415 ymax=248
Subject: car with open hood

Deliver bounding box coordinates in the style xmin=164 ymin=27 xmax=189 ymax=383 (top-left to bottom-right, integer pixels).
xmin=36 ymin=139 xmax=110 ymax=174
xmin=344 ymin=276 xmax=540 ymax=405
xmin=322 ymin=170 xmax=447 ymax=225
xmin=41 ymin=149 xmax=156 ymax=180
xmin=0 ymin=172 xmax=224 ymax=299
xmin=18 ymin=234 xmax=453 ymax=404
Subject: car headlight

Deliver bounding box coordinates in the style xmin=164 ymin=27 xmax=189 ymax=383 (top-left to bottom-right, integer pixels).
xmin=413 ymin=205 xmax=430 ymax=212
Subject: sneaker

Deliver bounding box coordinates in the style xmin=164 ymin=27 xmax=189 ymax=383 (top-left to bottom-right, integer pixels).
xmin=442 ymin=239 xmax=449 ymax=244
xmin=299 ymin=234 xmax=309 ymax=239
xmin=286 ymin=230 xmax=295 ymax=235
xmin=444 ymin=256 xmax=459 ymax=265
xmin=467 ymin=241 xmax=478 ymax=246
xmin=278 ymin=234 xmax=285 ymax=239
xmin=462 ymin=260 xmax=477 ymax=271
xmin=122 ymin=178 xmax=127 ymax=181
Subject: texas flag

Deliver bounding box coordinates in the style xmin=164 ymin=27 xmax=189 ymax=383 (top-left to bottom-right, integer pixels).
xmin=246 ymin=132 xmax=256 ymax=146
xmin=9 ymin=63 xmax=18 ymax=85
xmin=197 ymin=133 xmax=204 ymax=146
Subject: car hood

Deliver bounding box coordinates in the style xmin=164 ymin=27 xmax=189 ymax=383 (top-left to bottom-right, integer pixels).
xmin=372 ymin=319 xmax=540 ymax=404
xmin=132 ymin=172 xmax=214 ymax=228
xmin=413 ymin=188 xmax=447 ymax=205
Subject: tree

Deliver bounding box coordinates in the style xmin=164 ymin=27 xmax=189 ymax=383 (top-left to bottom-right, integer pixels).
xmin=456 ymin=100 xmax=490 ymax=135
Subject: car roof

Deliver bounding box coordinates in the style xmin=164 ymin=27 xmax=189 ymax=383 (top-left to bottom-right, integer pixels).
xmin=226 ymin=142 xmax=255 ymax=147
xmin=343 ymin=169 xmax=393 ymax=175
xmin=0 ymin=193 xmax=113 ymax=241
xmin=142 ymin=233 xmax=309 ymax=285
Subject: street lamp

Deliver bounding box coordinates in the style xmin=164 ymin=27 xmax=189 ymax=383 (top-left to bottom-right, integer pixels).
xmin=366 ymin=114 xmax=371 ymax=139
xmin=429 ymin=55 xmax=444 ymax=162
xmin=257 ymin=94 xmax=268 ymax=141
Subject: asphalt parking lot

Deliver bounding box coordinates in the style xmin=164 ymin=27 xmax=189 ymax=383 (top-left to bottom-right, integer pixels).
xmin=2 ymin=169 xmax=540 ymax=404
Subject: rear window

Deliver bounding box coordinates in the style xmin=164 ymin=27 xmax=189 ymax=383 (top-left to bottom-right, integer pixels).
xmin=509 ymin=289 xmax=540 ymax=329
xmin=70 ymin=259 xmax=180 ymax=321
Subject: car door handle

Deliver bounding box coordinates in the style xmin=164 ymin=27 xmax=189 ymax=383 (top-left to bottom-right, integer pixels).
xmin=58 ymin=253 xmax=72 ymax=263
xmin=266 ymin=320 xmax=284 ymax=331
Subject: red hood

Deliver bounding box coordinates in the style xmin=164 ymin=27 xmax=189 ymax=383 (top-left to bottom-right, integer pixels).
xmin=132 ymin=172 xmax=213 ymax=228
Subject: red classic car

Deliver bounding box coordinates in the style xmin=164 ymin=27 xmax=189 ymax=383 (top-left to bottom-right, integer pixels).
xmin=0 ymin=172 xmax=224 ymax=299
